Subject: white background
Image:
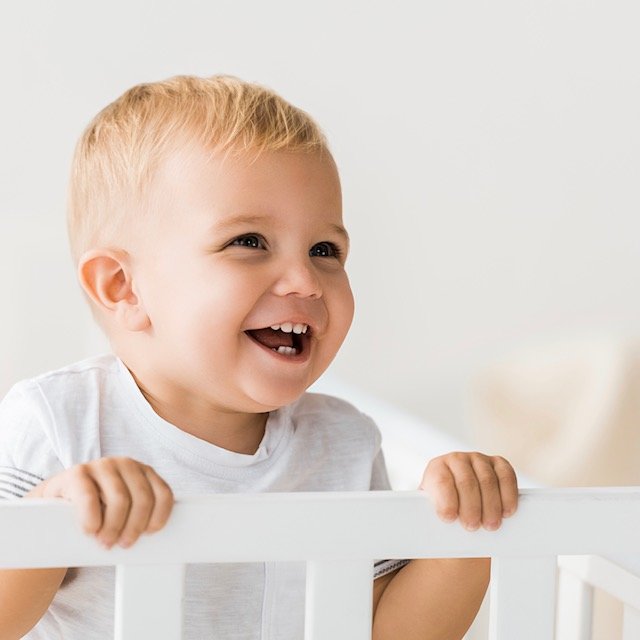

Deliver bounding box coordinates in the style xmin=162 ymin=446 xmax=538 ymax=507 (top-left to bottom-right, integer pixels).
xmin=1 ymin=1 xmax=639 ymax=440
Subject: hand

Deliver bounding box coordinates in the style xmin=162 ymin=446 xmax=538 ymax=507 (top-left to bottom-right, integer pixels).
xmin=418 ymin=452 xmax=518 ymax=531
xmin=26 ymin=457 xmax=174 ymax=549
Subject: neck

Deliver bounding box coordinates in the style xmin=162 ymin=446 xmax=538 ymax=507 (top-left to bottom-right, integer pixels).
xmin=124 ymin=361 xmax=270 ymax=454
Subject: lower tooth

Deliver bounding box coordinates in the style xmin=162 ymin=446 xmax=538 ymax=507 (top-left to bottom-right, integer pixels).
xmin=276 ymin=346 xmax=297 ymax=355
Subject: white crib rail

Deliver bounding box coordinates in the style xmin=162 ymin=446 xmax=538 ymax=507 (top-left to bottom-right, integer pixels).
xmin=1 ymin=487 xmax=639 ymax=639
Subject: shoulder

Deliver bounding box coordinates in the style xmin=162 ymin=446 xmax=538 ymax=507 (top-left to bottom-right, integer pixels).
xmin=287 ymin=392 xmax=382 ymax=446
xmin=0 ymin=356 xmax=119 ymax=493
xmin=4 ymin=353 xmax=120 ymax=413
xmin=289 ymin=391 xmax=372 ymax=422
xmin=0 ymin=354 xmax=121 ymax=467
xmin=1 ymin=354 xmax=109 ymax=414
xmin=17 ymin=353 xmax=120 ymax=396
xmin=11 ymin=352 xmax=122 ymax=427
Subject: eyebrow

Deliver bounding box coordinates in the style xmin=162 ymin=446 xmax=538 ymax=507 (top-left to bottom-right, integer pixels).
xmin=211 ymin=213 xmax=350 ymax=243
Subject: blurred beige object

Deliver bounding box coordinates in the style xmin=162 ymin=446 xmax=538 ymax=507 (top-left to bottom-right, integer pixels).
xmin=472 ymin=336 xmax=640 ymax=639
xmin=471 ymin=336 xmax=640 ymax=487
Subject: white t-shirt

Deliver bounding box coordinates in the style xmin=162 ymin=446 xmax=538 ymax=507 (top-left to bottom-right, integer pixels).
xmin=0 ymin=354 xmax=408 ymax=639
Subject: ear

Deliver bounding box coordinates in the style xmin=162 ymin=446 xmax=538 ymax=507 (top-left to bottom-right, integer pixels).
xmin=78 ymin=249 xmax=151 ymax=332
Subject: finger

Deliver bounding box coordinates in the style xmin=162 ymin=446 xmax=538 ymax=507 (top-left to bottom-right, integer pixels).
xmin=142 ymin=467 xmax=174 ymax=534
xmin=115 ymin=461 xmax=157 ymax=548
xmin=48 ymin=466 xmax=104 ymax=536
xmin=89 ymin=460 xmax=133 ymax=548
xmin=446 ymin=455 xmax=482 ymax=531
xmin=421 ymin=459 xmax=459 ymax=523
xmin=471 ymin=455 xmax=503 ymax=530
xmin=492 ymin=456 xmax=519 ymax=517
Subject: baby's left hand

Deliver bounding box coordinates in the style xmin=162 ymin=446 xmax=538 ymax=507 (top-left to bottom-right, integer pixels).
xmin=419 ymin=452 xmax=518 ymax=531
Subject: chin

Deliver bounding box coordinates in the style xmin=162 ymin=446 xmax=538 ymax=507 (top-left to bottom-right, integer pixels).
xmin=247 ymin=381 xmax=309 ymax=411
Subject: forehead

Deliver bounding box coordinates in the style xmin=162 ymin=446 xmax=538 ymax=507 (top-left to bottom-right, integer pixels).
xmin=149 ymin=143 xmax=343 ymax=227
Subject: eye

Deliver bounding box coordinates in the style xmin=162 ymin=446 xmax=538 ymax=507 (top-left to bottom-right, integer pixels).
xmin=229 ymin=234 xmax=266 ymax=249
xmin=310 ymin=242 xmax=341 ymax=258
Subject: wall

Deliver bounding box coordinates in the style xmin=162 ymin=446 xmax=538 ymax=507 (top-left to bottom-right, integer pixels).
xmin=1 ymin=1 xmax=639 ymax=440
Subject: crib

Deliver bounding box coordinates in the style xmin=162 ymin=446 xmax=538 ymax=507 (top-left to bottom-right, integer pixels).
xmin=1 ymin=486 xmax=640 ymax=639
xmin=3 ymin=377 xmax=640 ymax=639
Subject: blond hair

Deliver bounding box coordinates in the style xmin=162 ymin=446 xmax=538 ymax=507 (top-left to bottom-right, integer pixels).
xmin=67 ymin=74 xmax=329 ymax=263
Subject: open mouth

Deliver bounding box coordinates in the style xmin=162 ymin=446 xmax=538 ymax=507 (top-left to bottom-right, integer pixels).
xmin=244 ymin=323 xmax=311 ymax=358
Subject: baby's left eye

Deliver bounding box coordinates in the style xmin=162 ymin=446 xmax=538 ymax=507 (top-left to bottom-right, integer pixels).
xmin=310 ymin=242 xmax=341 ymax=258
xmin=230 ymin=234 xmax=265 ymax=249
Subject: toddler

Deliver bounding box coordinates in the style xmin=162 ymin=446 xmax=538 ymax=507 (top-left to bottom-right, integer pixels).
xmin=0 ymin=75 xmax=518 ymax=639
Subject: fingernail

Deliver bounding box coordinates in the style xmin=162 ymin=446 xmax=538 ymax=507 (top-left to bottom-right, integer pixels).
xmin=464 ymin=522 xmax=480 ymax=531
xmin=485 ymin=521 xmax=500 ymax=531
xmin=118 ymin=537 xmax=132 ymax=548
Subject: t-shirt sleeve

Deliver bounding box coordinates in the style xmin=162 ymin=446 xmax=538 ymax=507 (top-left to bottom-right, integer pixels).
xmin=367 ymin=412 xmax=393 ymax=490
xmin=0 ymin=382 xmax=64 ymax=499
xmin=365 ymin=413 xmax=411 ymax=579
xmin=370 ymin=449 xmax=391 ymax=490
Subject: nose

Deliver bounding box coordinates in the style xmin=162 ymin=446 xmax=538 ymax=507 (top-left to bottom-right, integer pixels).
xmin=272 ymin=256 xmax=323 ymax=299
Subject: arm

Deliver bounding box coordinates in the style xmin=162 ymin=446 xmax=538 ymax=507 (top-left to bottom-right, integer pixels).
xmin=0 ymin=458 xmax=174 ymax=639
xmin=373 ymin=558 xmax=489 ymax=640
xmin=373 ymin=452 xmax=518 ymax=640
xmin=0 ymin=482 xmax=68 ymax=640
xmin=0 ymin=568 xmax=68 ymax=640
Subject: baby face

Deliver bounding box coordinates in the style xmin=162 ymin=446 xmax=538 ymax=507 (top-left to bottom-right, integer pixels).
xmin=129 ymin=143 xmax=354 ymax=416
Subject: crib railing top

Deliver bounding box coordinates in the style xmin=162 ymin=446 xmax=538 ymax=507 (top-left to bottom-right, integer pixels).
xmin=1 ymin=487 xmax=639 ymax=569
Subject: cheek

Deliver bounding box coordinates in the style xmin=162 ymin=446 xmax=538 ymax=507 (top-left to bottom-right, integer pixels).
xmin=339 ymin=273 xmax=355 ymax=317
xmin=141 ymin=261 xmax=240 ymax=336
xmin=340 ymin=294 xmax=355 ymax=338
xmin=329 ymin=275 xmax=355 ymax=341
xmin=187 ymin=266 xmax=272 ymax=342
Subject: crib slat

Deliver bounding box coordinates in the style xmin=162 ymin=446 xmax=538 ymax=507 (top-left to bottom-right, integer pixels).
xmin=488 ymin=556 xmax=557 ymax=640
xmin=555 ymin=563 xmax=593 ymax=639
xmin=114 ymin=564 xmax=185 ymax=640
xmin=559 ymin=555 xmax=640 ymax=611
xmin=623 ymin=604 xmax=640 ymax=639
xmin=305 ymin=559 xmax=373 ymax=640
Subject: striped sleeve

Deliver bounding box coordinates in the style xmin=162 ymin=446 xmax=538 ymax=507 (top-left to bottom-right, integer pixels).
xmin=374 ymin=558 xmax=411 ymax=579
xmin=0 ymin=465 xmax=44 ymax=499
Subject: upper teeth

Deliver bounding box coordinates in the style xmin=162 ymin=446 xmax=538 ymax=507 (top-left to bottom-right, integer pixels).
xmin=270 ymin=322 xmax=308 ymax=334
